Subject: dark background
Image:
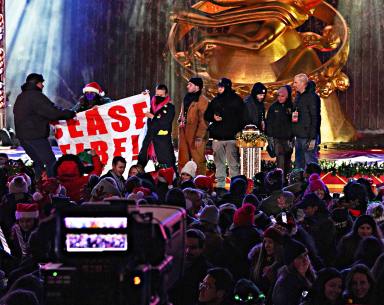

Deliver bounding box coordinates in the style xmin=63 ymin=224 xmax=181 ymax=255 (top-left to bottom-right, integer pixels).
xmin=5 ymin=0 xmax=384 ymax=133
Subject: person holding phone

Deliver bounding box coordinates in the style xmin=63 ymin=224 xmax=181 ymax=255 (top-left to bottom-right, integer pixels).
xmin=204 ymin=78 xmax=245 ymax=191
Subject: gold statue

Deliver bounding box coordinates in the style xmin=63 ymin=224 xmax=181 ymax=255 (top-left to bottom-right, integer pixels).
xmin=168 ymin=0 xmax=356 ymax=142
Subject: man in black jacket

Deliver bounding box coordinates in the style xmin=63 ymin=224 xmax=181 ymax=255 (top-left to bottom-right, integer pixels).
xmin=13 ymin=73 xmax=75 ymax=178
xmin=292 ymin=73 xmax=321 ymax=169
xmin=265 ymin=85 xmax=294 ymax=177
xmin=204 ymin=78 xmax=245 ymax=190
xmin=244 ymin=82 xmax=267 ymax=131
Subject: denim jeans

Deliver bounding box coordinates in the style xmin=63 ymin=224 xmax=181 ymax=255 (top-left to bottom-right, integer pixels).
xmin=294 ymin=137 xmax=319 ymax=169
xmin=212 ymin=140 xmax=240 ymax=188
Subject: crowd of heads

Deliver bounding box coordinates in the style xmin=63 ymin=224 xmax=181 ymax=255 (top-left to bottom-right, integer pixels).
xmin=1 ymin=147 xmax=384 ymax=304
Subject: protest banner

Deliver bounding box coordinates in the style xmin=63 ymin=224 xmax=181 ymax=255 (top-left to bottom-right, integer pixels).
xmin=53 ymin=93 xmax=150 ymax=173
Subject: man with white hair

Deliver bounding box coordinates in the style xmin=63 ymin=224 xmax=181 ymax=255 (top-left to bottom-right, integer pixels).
xmin=292 ymin=73 xmax=321 ymax=169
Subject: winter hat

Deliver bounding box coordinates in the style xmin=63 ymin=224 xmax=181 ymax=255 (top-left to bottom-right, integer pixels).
xmin=158 ymin=167 xmax=175 ymax=189
xmin=233 ymin=279 xmax=265 ymax=305
xmin=83 ymin=82 xmax=105 ymax=96
xmin=217 ymin=77 xmax=232 ymax=89
xmin=188 ymin=77 xmax=204 ymax=90
xmin=219 ymin=203 xmax=237 ymax=213
xmin=283 ymin=237 xmax=307 ymax=265
xmin=242 ymin=194 xmax=260 ymax=208
xmin=308 ymin=173 xmax=326 ymax=192
xmin=288 ymin=168 xmax=305 ymax=184
xmin=15 ymin=203 xmax=39 ymax=220
xmin=199 ymin=205 xmax=219 ymax=225
xmin=33 ymin=178 xmax=62 ymax=202
xmin=9 ymin=176 xmax=28 ymax=194
xmin=264 ymin=168 xmax=284 ymax=193
xmin=254 ymin=211 xmax=272 ymax=231
xmin=26 ymin=73 xmax=44 ymax=83
xmin=91 ymin=177 xmax=121 ymax=198
xmin=54 ymin=154 xmax=86 ymax=177
xmin=251 ymin=82 xmax=267 ymax=97
xmin=296 ymin=192 xmax=324 ymax=209
xmin=132 ymin=186 xmax=151 ymax=197
xmin=264 ymin=226 xmax=284 ymax=244
xmin=353 ymin=215 xmax=376 ymax=234
xmin=234 ymin=203 xmax=255 ymax=227
xmin=366 ymin=202 xmax=384 ymax=223
xmin=311 ymin=268 xmax=342 ymax=300
xmin=8 ymin=173 xmax=31 ymax=188
xmin=230 ymin=177 xmax=247 ymax=196
xmin=194 ymin=175 xmax=214 ymax=193
xmin=165 ymin=188 xmax=186 ymax=208
xmin=331 ymin=207 xmax=352 ymax=229
xmin=180 ymin=161 xmax=197 ymax=179
xmin=125 ymin=176 xmax=142 ymax=193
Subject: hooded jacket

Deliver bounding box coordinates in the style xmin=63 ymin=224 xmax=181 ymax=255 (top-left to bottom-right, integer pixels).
xmin=13 ymin=82 xmax=75 ymax=140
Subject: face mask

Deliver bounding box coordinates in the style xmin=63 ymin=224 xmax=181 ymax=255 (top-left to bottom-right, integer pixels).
xmin=155 ymin=96 xmax=166 ymax=103
xmin=85 ymin=92 xmax=97 ymax=101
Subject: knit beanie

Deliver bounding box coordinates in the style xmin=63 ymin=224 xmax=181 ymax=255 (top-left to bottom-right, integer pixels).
xmin=217 ymin=77 xmax=232 ymax=89
xmin=180 ymin=161 xmax=197 ymax=179
xmin=308 ymin=173 xmax=326 ymax=192
xmin=188 ymin=77 xmax=203 ymax=90
xmin=91 ymin=177 xmax=121 ymax=198
xmin=9 ymin=176 xmax=28 ymax=194
xmin=251 ymin=82 xmax=267 ymax=97
xmin=165 ymin=188 xmax=186 ymax=208
xmin=15 ymin=203 xmax=39 ymax=220
xmin=283 ymin=237 xmax=307 ymax=265
xmin=254 ymin=211 xmax=272 ymax=231
xmin=230 ymin=177 xmax=247 ymax=196
xmin=233 ymin=203 xmax=255 ymax=227
xmin=199 ymin=205 xmax=219 ymax=225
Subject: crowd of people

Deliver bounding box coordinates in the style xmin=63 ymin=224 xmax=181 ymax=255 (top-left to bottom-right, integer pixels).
xmin=0 ymin=73 xmax=381 ymax=305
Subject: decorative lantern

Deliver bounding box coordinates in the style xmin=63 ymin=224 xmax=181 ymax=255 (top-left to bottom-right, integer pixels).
xmin=236 ymin=125 xmax=267 ymax=179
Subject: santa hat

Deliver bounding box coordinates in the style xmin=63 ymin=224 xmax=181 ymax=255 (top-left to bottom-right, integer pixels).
xmin=15 ymin=203 xmax=39 ymax=220
xmin=180 ymin=161 xmax=197 ymax=179
xmin=33 ymin=178 xmax=62 ymax=202
xmin=91 ymin=177 xmax=121 ymax=198
xmin=132 ymin=186 xmax=151 ymax=197
xmin=194 ymin=175 xmax=214 ymax=193
xmin=9 ymin=175 xmax=28 ymax=194
xmin=83 ymin=82 xmax=105 ymax=96
xmin=158 ymin=167 xmax=175 ymax=189
xmin=233 ymin=203 xmax=255 ymax=227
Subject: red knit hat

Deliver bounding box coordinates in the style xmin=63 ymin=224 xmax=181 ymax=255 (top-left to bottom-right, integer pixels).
xmin=233 ymin=203 xmax=255 ymax=227
xmin=15 ymin=203 xmax=39 ymax=220
xmin=194 ymin=175 xmax=214 ymax=192
xmin=308 ymin=173 xmax=326 ymax=192
xmin=132 ymin=187 xmax=151 ymax=197
xmin=158 ymin=167 xmax=175 ymax=189
xmin=83 ymin=82 xmax=105 ymax=96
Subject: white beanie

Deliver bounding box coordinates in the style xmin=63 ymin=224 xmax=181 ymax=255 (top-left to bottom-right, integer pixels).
xmin=180 ymin=161 xmax=197 ymax=178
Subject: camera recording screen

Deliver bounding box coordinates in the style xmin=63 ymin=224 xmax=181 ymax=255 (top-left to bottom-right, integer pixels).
xmin=66 ymin=233 xmax=128 ymax=252
xmin=64 ymin=217 xmax=127 ymax=229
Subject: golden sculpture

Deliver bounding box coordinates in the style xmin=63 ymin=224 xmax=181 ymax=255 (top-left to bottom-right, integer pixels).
xmin=168 ymin=0 xmax=356 ymax=142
